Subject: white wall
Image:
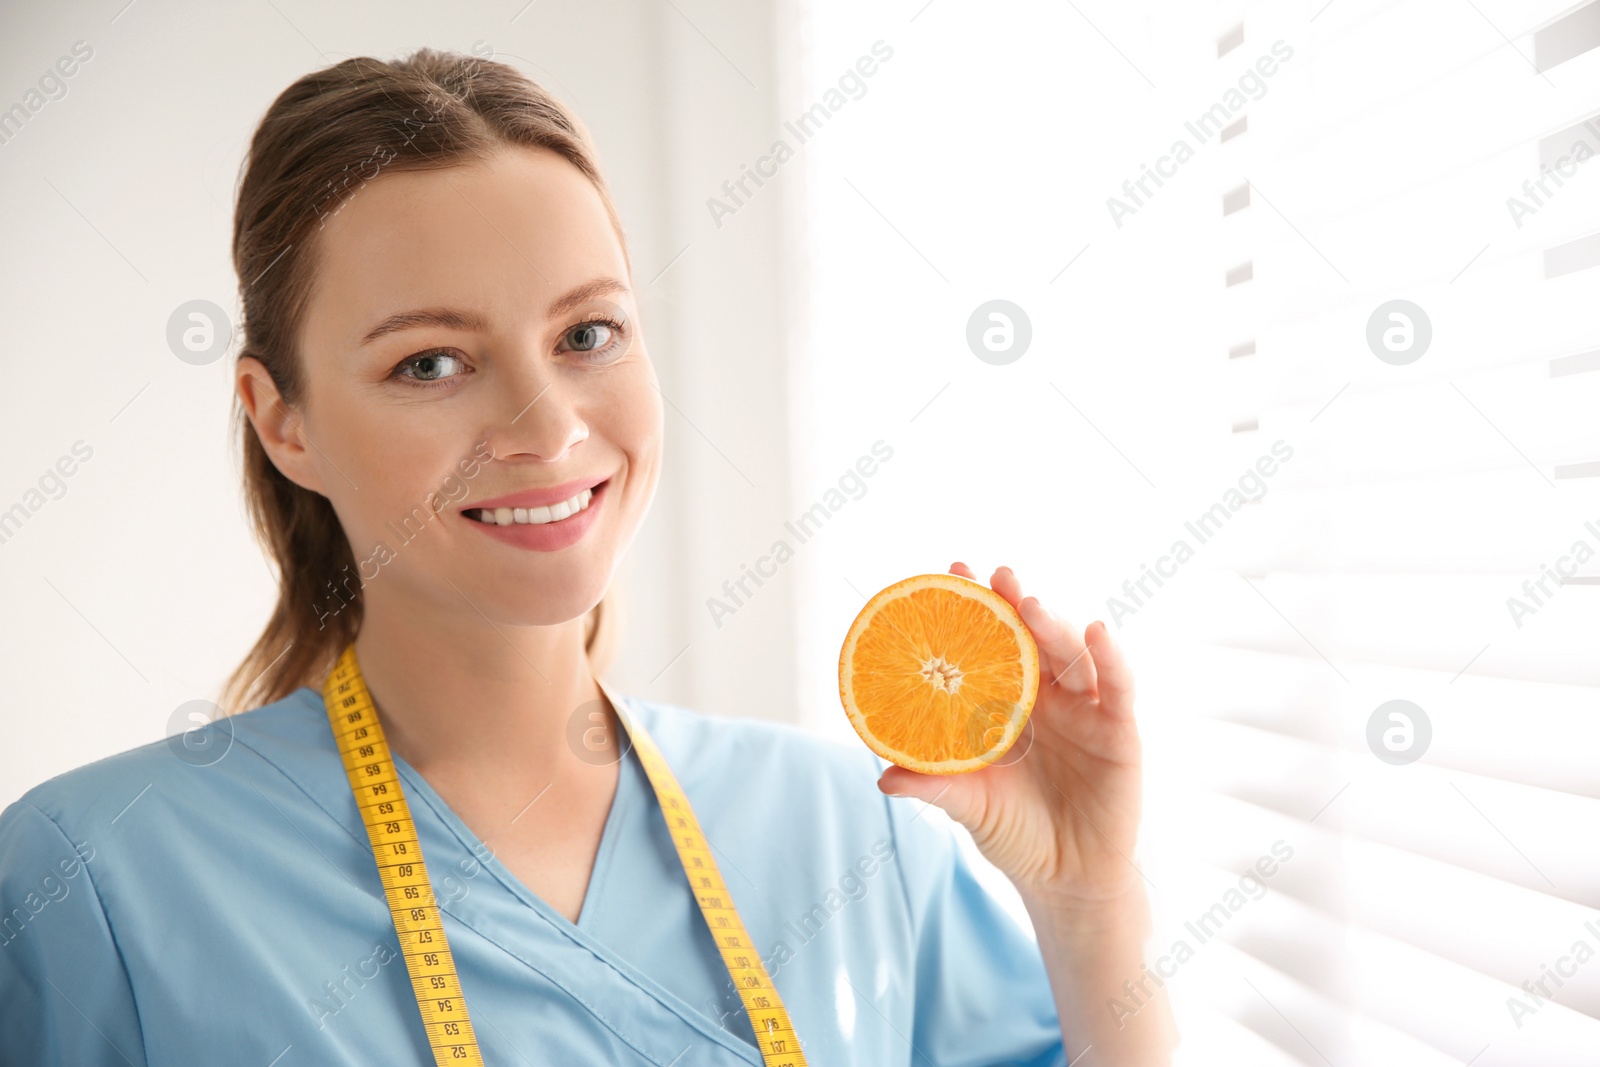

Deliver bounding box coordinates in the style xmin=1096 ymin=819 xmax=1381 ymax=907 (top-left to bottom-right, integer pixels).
xmin=0 ymin=0 xmax=806 ymax=805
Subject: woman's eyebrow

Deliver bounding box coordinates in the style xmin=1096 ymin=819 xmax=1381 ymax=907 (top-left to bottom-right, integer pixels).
xmin=545 ymin=276 xmax=631 ymax=318
xmin=359 ymin=278 xmax=631 ymax=346
xmin=361 ymin=307 xmax=489 ymax=345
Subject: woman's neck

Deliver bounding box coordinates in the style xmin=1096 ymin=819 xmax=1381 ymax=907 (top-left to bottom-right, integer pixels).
xmin=349 ymin=593 xmax=602 ymax=786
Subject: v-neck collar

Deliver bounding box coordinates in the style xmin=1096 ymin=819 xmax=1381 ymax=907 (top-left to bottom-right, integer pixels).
xmin=382 ymin=688 xmax=636 ymax=936
xmin=272 ymin=682 xmax=766 ymax=1065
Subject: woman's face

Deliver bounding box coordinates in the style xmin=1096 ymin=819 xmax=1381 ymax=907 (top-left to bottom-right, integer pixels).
xmin=246 ymin=145 xmax=662 ymax=628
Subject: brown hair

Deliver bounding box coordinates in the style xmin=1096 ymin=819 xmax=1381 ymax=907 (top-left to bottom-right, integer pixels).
xmin=219 ymin=48 xmax=627 ymax=715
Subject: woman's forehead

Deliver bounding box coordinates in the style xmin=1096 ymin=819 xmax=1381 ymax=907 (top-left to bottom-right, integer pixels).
xmin=304 ymin=147 xmax=628 ymax=343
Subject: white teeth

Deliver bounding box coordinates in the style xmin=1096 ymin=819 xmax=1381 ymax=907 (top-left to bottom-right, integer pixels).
xmin=473 ymin=486 xmax=594 ymax=526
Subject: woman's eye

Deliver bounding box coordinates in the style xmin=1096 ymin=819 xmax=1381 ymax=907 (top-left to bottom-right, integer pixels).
xmin=561 ymin=316 xmax=628 ymax=362
xmin=567 ymin=322 xmax=612 ymax=351
xmin=394 ymin=350 xmax=466 ymax=387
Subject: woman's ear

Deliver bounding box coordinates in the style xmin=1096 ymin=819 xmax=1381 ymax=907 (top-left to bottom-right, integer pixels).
xmin=236 ymin=355 xmax=327 ymax=496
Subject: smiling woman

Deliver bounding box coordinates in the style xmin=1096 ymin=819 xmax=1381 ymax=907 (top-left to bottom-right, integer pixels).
xmin=225 ymin=57 xmax=655 ymax=709
xmin=0 ymin=46 xmax=1158 ymax=1067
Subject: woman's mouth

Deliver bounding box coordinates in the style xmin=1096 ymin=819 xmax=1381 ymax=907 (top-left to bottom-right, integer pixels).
xmin=461 ymin=478 xmax=610 ymax=553
xmin=465 ymin=482 xmax=600 ymax=526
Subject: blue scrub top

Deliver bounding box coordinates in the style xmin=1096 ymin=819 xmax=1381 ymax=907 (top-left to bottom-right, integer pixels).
xmin=0 ymin=685 xmax=1068 ymax=1065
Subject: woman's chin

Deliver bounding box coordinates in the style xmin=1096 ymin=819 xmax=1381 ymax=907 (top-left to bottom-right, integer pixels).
xmin=451 ymin=582 xmax=609 ymax=629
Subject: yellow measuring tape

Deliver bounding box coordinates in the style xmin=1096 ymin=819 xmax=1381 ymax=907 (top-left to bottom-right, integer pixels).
xmin=322 ymin=644 xmax=808 ymax=1066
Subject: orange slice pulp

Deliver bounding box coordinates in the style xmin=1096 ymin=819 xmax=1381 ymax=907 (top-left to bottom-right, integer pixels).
xmin=838 ymin=572 xmax=1040 ymax=775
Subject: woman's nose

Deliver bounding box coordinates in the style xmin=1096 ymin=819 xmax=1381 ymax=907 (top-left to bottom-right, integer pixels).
xmin=487 ymin=369 xmax=590 ymax=464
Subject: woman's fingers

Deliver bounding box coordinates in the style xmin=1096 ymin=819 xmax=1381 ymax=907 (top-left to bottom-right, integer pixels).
xmin=1084 ymin=620 xmax=1135 ymax=719
xmin=951 ymin=562 xmax=1101 ymax=698
xmin=988 ymin=565 xmax=1025 ymax=608
xmin=953 ymin=561 xmax=1027 ymax=610
xmin=1020 ymin=595 xmax=1098 ymax=697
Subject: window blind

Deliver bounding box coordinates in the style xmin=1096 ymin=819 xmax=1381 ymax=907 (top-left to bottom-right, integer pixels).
xmin=1152 ymin=2 xmax=1600 ymax=1063
xmin=788 ymin=0 xmax=1600 ymax=1063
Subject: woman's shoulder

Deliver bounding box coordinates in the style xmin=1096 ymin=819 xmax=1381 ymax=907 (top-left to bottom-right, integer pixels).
xmin=1 ymin=686 xmax=330 ymax=847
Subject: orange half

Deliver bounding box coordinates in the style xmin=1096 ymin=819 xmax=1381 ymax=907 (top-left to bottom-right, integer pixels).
xmin=839 ymin=573 xmax=1040 ymax=775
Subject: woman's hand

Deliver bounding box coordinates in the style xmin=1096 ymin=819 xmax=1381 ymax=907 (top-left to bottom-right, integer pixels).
xmin=877 ymin=563 xmax=1175 ymax=1063
xmin=876 ymin=562 xmax=1147 ymax=910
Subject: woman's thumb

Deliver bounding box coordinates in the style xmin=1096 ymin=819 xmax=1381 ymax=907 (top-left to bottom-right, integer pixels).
xmin=877 ymin=765 xmax=984 ymax=829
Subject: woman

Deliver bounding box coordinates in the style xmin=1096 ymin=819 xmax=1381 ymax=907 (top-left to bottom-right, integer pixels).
xmin=0 ymin=49 xmax=1174 ymax=1065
